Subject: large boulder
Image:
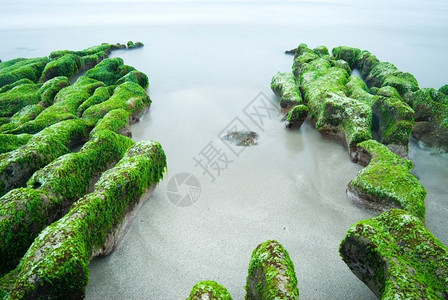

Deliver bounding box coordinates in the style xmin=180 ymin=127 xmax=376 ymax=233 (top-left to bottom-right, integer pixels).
xmin=285 ymin=104 xmax=308 ymax=129
xmin=348 ymin=140 xmax=426 ymax=221
xmin=187 ymin=281 xmax=232 ymax=300
xmin=245 ymin=240 xmax=299 ymax=300
xmin=340 ymin=209 xmax=448 ymax=299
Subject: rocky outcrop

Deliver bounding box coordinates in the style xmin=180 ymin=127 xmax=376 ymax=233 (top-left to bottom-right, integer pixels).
xmin=187 ymin=281 xmax=233 ymax=300
xmin=348 ymin=140 xmax=426 ymax=221
xmin=1 ymin=141 xmax=166 ymax=299
xmin=271 ymin=72 xmax=303 ymax=110
xmin=222 ymin=130 xmax=259 ymax=146
xmin=127 ymin=41 xmax=144 ymax=49
xmin=246 ymin=240 xmax=299 ymax=300
xmin=340 ymin=209 xmax=448 ymax=299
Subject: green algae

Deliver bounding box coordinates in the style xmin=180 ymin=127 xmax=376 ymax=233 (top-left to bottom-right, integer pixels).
xmin=0 ymin=134 xmax=32 ymax=154
xmin=286 ymin=104 xmax=308 ymax=129
xmin=8 ymin=141 xmax=166 ymax=299
xmin=82 ymin=81 xmax=151 ymax=123
xmin=39 ymin=54 xmax=79 ymax=82
xmin=246 ymin=240 xmax=299 ymax=300
xmin=0 ymin=57 xmax=49 ymax=88
xmin=90 ymin=109 xmax=131 ymax=136
xmin=84 ymin=57 xmax=137 ymax=87
xmin=127 ymin=41 xmax=144 ymax=49
xmin=271 ymin=72 xmax=302 ymax=109
xmin=116 ymin=70 xmax=149 ymax=89
xmin=340 ymin=209 xmax=448 ymax=299
xmin=0 ymin=83 xmax=41 ymax=118
xmin=348 ymin=140 xmax=426 ymax=221
xmin=332 ymin=46 xmax=362 ymax=69
xmin=187 ymin=281 xmax=233 ymax=300
xmin=0 ymin=119 xmax=90 ymax=197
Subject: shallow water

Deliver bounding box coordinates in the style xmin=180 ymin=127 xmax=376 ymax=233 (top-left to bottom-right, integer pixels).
xmin=1 ymin=0 xmax=448 ymax=299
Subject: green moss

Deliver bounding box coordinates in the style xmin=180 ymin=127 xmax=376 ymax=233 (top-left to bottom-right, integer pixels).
xmin=358 ymin=51 xmax=380 ymax=78
xmin=332 ymin=46 xmax=362 ymax=69
xmin=187 ymin=281 xmax=233 ymax=300
xmin=0 ymin=78 xmax=34 ymax=94
xmin=313 ymin=45 xmax=329 ymax=57
xmin=439 ymin=84 xmax=448 ymax=95
xmin=82 ymin=81 xmax=151 ymax=123
xmin=340 ymin=209 xmax=448 ymax=299
xmin=38 ymin=76 xmax=70 ymax=106
xmin=0 ymin=83 xmax=41 ymax=117
xmin=0 ymin=57 xmax=49 ymax=87
xmin=286 ymin=104 xmax=308 ymax=129
xmin=271 ymin=72 xmax=302 ymax=109
xmin=127 ymin=41 xmax=144 ymax=49
xmin=90 ymin=109 xmax=130 ymax=136
xmin=39 ymin=54 xmax=80 ymax=82
xmin=348 ymin=140 xmax=426 ymax=220
xmin=84 ymin=57 xmax=136 ymax=86
xmin=346 ymin=75 xmax=378 ymax=107
xmin=116 ymin=70 xmax=149 ymax=89
xmin=49 ymin=43 xmax=124 ymax=60
xmin=10 ymin=141 xmax=166 ymax=299
xmin=0 ymin=129 xmax=133 ymax=276
xmin=9 ymin=104 xmax=45 ymax=125
xmin=245 ymin=240 xmax=299 ymax=300
xmin=77 ymin=86 xmax=112 ymax=116
xmin=0 ymin=119 xmax=89 ymax=197
xmin=0 ymin=134 xmax=32 ymax=154
xmin=10 ymin=77 xmax=104 ymax=134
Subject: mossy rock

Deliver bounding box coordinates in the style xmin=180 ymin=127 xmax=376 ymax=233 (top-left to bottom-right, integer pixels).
xmin=332 ymin=46 xmax=362 ymax=69
xmin=127 ymin=41 xmax=144 ymax=49
xmin=8 ymin=141 xmax=166 ymax=299
xmin=187 ymin=281 xmax=232 ymax=300
xmin=346 ymin=75 xmax=378 ymax=107
xmin=0 ymin=119 xmax=89 ymax=197
xmin=271 ymin=72 xmax=302 ymax=109
xmin=439 ymin=84 xmax=448 ymax=95
xmin=84 ymin=57 xmax=136 ymax=86
xmin=286 ymin=104 xmax=308 ymax=129
xmin=340 ymin=209 xmax=448 ymax=299
xmin=245 ymin=240 xmax=299 ymax=300
xmin=116 ymin=70 xmax=149 ymax=89
xmin=312 ymin=45 xmax=329 ymax=57
xmin=90 ymin=109 xmax=131 ymax=137
xmin=0 ymin=78 xmax=34 ymax=94
xmin=38 ymin=76 xmax=70 ymax=106
xmin=348 ymin=140 xmax=426 ymax=221
xmin=0 ymin=134 xmax=32 ymax=154
xmin=82 ymin=81 xmax=151 ymax=123
xmin=0 ymin=57 xmax=49 ymax=88
xmin=407 ymin=88 xmax=448 ymax=152
xmin=39 ymin=54 xmax=79 ymax=82
xmin=0 ymin=83 xmax=41 ymax=117
xmin=77 ymin=86 xmax=113 ymax=116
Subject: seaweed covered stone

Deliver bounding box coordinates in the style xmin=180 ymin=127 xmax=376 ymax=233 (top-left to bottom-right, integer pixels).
xmin=348 ymin=140 xmax=426 ymax=221
xmin=5 ymin=141 xmax=166 ymax=299
xmin=340 ymin=209 xmax=448 ymax=299
xmin=187 ymin=281 xmax=233 ymax=300
xmin=127 ymin=41 xmax=144 ymax=49
xmin=286 ymin=105 xmax=308 ymax=129
xmin=271 ymin=72 xmax=302 ymax=110
xmin=245 ymin=240 xmax=299 ymax=300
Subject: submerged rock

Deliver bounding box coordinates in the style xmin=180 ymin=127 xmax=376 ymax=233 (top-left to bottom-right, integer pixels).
xmin=127 ymin=41 xmax=144 ymax=49
xmin=271 ymin=71 xmax=302 ymax=110
xmin=285 ymin=104 xmax=308 ymax=129
xmin=246 ymin=240 xmax=299 ymax=300
xmin=348 ymin=140 xmax=426 ymax=221
xmin=187 ymin=281 xmax=232 ymax=300
xmin=340 ymin=209 xmax=448 ymax=299
xmin=222 ymin=130 xmax=258 ymax=146
xmin=5 ymin=141 xmax=166 ymax=299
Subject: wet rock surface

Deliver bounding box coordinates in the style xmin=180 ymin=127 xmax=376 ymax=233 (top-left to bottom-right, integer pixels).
xmin=340 ymin=209 xmax=448 ymax=299
xmin=222 ymin=130 xmax=259 ymax=146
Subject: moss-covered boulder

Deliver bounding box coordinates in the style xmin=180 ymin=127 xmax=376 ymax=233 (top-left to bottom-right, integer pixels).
xmin=271 ymin=72 xmax=302 ymax=110
xmin=285 ymin=104 xmax=308 ymax=129
xmin=4 ymin=141 xmax=165 ymax=299
xmin=0 ymin=129 xmax=133 ymax=275
xmin=332 ymin=46 xmax=362 ymax=69
xmin=0 ymin=82 xmax=41 ymax=117
xmin=440 ymin=84 xmax=448 ymax=95
xmin=84 ymin=57 xmax=138 ymax=87
xmin=127 ymin=41 xmax=144 ymax=49
xmin=340 ymin=209 xmax=448 ymax=299
xmin=39 ymin=54 xmax=79 ymax=82
xmin=348 ymin=140 xmax=426 ymax=221
xmin=245 ymin=240 xmax=299 ymax=300
xmin=407 ymin=88 xmax=448 ymax=152
xmin=187 ymin=281 xmax=233 ymax=300
xmin=90 ymin=109 xmax=131 ymax=137
xmin=0 ymin=119 xmax=89 ymax=197
xmin=0 ymin=57 xmax=49 ymax=88
xmin=82 ymin=81 xmax=151 ymax=123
